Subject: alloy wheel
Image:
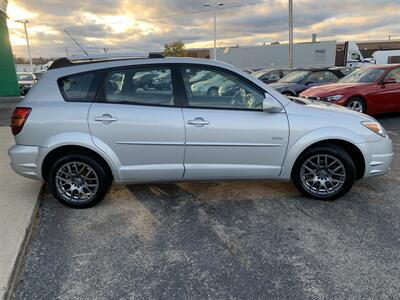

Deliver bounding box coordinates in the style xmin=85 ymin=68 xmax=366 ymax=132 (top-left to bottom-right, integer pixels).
xmin=346 ymin=100 xmax=364 ymax=112
xmin=55 ymin=161 xmax=99 ymax=203
xmin=300 ymin=154 xmax=346 ymax=197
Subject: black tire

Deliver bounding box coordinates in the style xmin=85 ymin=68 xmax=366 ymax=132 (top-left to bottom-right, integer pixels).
xmin=48 ymin=153 xmax=111 ymax=208
xmin=346 ymin=97 xmax=366 ymax=113
xmin=291 ymin=145 xmax=356 ymax=200
xmin=207 ymin=87 xmax=218 ymax=96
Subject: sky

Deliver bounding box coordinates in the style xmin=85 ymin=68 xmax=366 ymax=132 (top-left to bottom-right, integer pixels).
xmin=6 ymin=0 xmax=400 ymax=58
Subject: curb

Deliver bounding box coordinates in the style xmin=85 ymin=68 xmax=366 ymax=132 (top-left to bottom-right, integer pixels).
xmin=1 ymin=185 xmax=43 ymax=300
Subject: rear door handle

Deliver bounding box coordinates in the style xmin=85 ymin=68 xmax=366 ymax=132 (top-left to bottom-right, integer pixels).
xmin=187 ymin=117 xmax=210 ymax=127
xmin=94 ymin=114 xmax=118 ymax=123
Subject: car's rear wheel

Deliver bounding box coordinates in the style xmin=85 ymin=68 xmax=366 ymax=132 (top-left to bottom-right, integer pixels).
xmin=48 ymin=154 xmax=111 ymax=208
xmin=292 ymin=145 xmax=356 ymax=200
xmin=346 ymin=97 xmax=366 ymax=113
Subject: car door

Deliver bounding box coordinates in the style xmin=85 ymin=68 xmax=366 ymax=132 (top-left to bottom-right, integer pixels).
xmin=179 ymin=65 xmax=289 ymax=180
xmin=374 ymin=67 xmax=400 ymax=112
xmin=88 ymin=65 xmax=185 ymax=182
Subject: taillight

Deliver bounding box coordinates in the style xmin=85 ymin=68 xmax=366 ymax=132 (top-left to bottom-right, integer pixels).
xmin=10 ymin=107 xmax=31 ymax=135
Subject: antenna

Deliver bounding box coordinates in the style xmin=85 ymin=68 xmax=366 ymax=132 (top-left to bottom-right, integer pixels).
xmin=63 ymin=29 xmax=88 ymax=56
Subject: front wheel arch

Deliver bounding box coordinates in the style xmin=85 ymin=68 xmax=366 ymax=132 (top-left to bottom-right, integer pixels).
xmin=291 ymin=139 xmax=365 ymax=180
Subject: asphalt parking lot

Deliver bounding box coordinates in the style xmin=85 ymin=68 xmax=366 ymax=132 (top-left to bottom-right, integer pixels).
xmin=14 ymin=114 xmax=400 ymax=299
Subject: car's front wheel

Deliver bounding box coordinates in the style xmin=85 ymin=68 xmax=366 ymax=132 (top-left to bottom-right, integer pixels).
xmin=48 ymin=153 xmax=111 ymax=208
xmin=292 ymin=145 xmax=356 ymax=200
xmin=346 ymin=97 xmax=366 ymax=113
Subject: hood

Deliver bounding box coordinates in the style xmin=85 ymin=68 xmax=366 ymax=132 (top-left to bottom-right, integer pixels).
xmin=305 ymin=82 xmax=366 ymax=94
xmin=287 ymin=97 xmax=371 ymax=120
xmin=269 ymin=82 xmax=298 ymax=91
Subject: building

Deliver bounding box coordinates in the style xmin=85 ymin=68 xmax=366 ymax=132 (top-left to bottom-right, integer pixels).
xmin=0 ymin=0 xmax=19 ymax=97
xmin=186 ymin=41 xmax=337 ymax=69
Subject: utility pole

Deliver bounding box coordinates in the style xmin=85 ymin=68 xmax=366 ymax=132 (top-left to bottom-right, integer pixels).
xmin=288 ymin=0 xmax=293 ymax=69
xmin=203 ymin=2 xmax=224 ymax=60
xmin=15 ymin=20 xmax=33 ymax=72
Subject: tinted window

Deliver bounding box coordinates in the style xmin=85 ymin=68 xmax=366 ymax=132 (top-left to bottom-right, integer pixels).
xmin=307 ymin=71 xmax=337 ymax=83
xmin=385 ymin=68 xmax=400 ymax=82
xmin=263 ymin=71 xmax=280 ymax=81
xmin=103 ymin=67 xmax=174 ymax=106
xmin=339 ymin=68 xmax=386 ymax=83
xmin=182 ymin=67 xmax=264 ymax=110
xmin=59 ymin=72 xmax=96 ymax=102
xmin=280 ymin=71 xmax=310 ymax=83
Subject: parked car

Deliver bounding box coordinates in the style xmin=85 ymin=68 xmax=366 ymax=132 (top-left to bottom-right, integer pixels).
xmin=191 ymin=73 xmax=232 ymax=96
xmin=9 ymin=55 xmax=393 ymax=208
xmin=152 ymin=71 xmax=172 ymax=90
xmin=269 ymin=68 xmax=345 ymax=96
xmin=300 ymin=65 xmax=400 ymax=114
xmin=132 ymin=71 xmax=159 ymax=90
xmin=17 ymin=72 xmax=37 ymax=96
xmin=253 ymin=68 xmax=292 ymax=84
xmin=329 ymin=66 xmax=359 ymax=77
xmin=188 ymin=70 xmax=215 ymax=84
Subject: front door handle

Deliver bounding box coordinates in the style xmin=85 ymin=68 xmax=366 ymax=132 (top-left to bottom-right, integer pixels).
xmin=187 ymin=117 xmax=210 ymax=127
xmin=94 ymin=114 xmax=118 ymax=124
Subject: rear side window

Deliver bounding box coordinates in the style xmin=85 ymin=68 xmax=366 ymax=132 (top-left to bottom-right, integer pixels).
xmin=101 ymin=67 xmax=174 ymax=106
xmin=58 ymin=72 xmax=98 ymax=102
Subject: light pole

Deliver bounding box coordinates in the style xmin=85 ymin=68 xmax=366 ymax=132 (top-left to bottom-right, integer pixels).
xmin=15 ymin=19 xmax=33 ymax=72
xmin=203 ymin=2 xmax=224 ymax=60
xmin=288 ymin=0 xmax=293 ymax=69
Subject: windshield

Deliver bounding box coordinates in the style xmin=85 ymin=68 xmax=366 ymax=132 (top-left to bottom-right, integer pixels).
xmin=279 ymin=71 xmax=310 ymax=83
xmin=17 ymin=74 xmax=34 ymax=81
xmin=253 ymin=70 xmax=268 ymax=79
xmin=339 ymin=68 xmax=385 ymax=83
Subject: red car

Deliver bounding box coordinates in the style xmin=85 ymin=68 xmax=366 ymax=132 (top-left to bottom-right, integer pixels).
xmin=299 ymin=65 xmax=400 ymax=114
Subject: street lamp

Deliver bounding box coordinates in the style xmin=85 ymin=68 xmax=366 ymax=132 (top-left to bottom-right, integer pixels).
xmin=203 ymin=2 xmax=224 ymax=60
xmin=15 ymin=19 xmax=33 ymax=72
xmin=288 ymin=0 xmax=293 ymax=69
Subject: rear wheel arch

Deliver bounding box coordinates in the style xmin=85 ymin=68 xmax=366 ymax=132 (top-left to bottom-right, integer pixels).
xmin=291 ymin=139 xmax=365 ymax=180
xmin=41 ymin=145 xmax=114 ymax=182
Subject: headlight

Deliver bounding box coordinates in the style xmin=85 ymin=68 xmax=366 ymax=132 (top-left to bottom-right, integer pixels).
xmin=326 ymin=95 xmax=343 ymax=102
xmin=361 ymin=121 xmax=387 ymax=137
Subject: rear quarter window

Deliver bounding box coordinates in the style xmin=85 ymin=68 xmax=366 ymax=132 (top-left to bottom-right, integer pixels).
xmin=58 ymin=71 xmax=101 ymax=102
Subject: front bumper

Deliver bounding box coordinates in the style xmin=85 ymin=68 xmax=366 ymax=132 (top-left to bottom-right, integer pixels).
xmin=358 ymin=137 xmax=394 ymax=178
xmin=8 ymin=144 xmax=42 ymax=180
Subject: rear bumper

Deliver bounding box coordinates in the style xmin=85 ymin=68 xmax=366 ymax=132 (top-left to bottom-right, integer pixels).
xmin=358 ymin=138 xmax=394 ymax=178
xmin=8 ymin=144 xmax=42 ymax=180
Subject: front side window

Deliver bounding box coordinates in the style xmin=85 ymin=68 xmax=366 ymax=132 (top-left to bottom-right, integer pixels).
xmin=59 ymin=72 xmax=97 ymax=102
xmin=385 ymin=68 xmax=400 ymax=82
xmin=339 ymin=68 xmax=386 ymax=83
xmin=103 ymin=67 xmax=174 ymax=106
xmin=181 ymin=67 xmax=264 ymax=110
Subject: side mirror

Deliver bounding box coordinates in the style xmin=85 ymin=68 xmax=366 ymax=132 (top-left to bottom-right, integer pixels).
xmin=383 ymin=77 xmax=397 ymax=84
xmin=263 ymin=93 xmax=284 ymax=113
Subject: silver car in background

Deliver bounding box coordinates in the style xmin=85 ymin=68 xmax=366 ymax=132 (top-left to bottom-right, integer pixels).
xmin=9 ymin=55 xmax=393 ymax=208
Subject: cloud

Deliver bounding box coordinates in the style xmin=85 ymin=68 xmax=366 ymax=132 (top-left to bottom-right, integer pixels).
xmin=6 ymin=0 xmax=400 ymax=58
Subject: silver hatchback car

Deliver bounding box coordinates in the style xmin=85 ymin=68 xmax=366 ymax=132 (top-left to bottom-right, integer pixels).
xmin=9 ymin=54 xmax=393 ymax=208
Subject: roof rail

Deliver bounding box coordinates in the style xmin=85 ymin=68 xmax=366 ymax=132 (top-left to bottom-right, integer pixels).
xmin=48 ymin=52 xmax=165 ymax=70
